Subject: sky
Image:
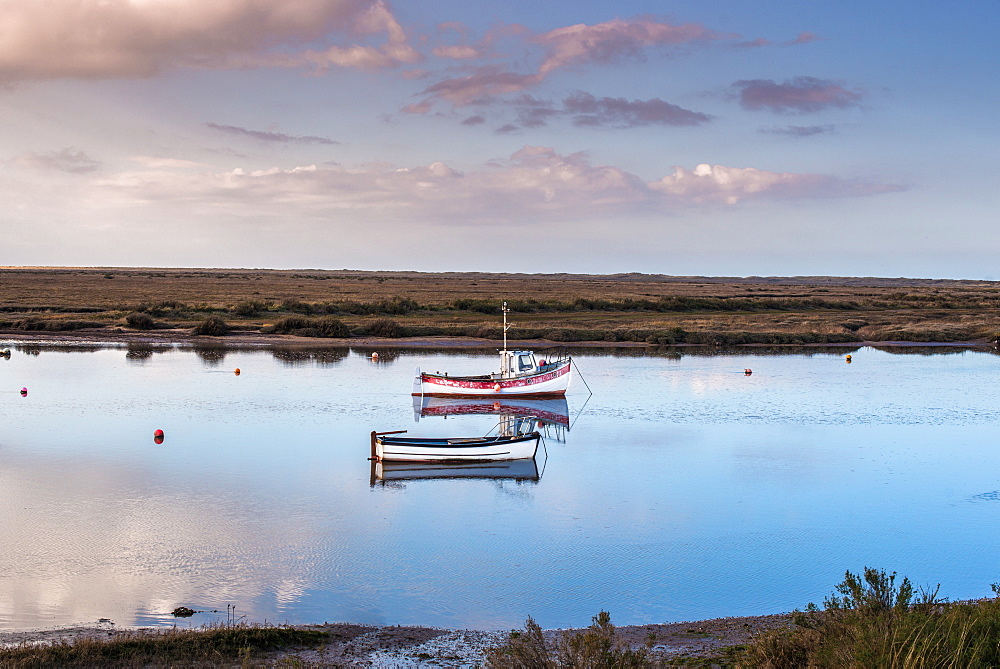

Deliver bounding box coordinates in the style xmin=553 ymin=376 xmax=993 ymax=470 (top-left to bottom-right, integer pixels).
xmin=1 ymin=0 xmax=998 ymax=279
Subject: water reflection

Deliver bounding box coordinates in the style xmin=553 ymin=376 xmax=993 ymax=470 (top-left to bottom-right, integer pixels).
xmin=270 ymin=348 xmax=348 ymax=366
xmin=125 ymin=344 xmax=161 ymax=362
xmin=192 ymin=345 xmax=227 ymax=365
xmin=4 ymin=344 xmax=1000 ymax=632
xmin=371 ymin=458 xmax=541 ymax=485
xmin=415 ymin=396 xmax=570 ymax=426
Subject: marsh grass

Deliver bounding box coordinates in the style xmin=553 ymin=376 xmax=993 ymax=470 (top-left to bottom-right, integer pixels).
xmin=0 ymin=623 xmax=329 ymax=668
xmin=740 ymin=568 xmax=1000 ymax=668
xmin=3 ymin=268 xmax=1000 ymax=344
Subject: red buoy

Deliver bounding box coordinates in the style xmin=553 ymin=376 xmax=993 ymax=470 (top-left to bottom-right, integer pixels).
xmin=154 ymin=429 xmax=164 ymax=438
xmin=234 ymin=368 xmax=241 ymax=376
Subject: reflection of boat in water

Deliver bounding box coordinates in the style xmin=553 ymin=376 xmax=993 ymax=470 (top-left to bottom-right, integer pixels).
xmin=371 ymin=458 xmax=540 ymax=484
xmin=411 ymin=303 xmax=572 ymax=398
xmin=414 ymin=396 xmax=570 ymax=427
xmin=370 ymin=429 xmax=540 ymax=463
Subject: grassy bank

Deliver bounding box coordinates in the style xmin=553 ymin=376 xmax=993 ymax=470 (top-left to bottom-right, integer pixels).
xmin=0 ymin=624 xmax=329 ymax=667
xmin=9 ymin=569 xmax=1000 ymax=667
xmin=2 ymin=267 xmax=1000 ymax=344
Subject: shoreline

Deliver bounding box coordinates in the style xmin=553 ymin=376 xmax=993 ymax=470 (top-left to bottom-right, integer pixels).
xmin=0 ymin=612 xmax=797 ymax=665
xmin=0 ymin=328 xmax=993 ymax=350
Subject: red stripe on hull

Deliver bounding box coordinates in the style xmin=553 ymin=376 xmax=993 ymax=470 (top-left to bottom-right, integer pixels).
xmin=416 ymin=362 xmax=569 ymax=391
xmin=416 ymin=391 xmax=567 ymax=399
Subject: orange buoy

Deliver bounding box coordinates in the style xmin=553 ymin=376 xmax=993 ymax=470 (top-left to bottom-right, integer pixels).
xmin=494 ymin=383 xmax=502 ymax=392
xmin=234 ymin=368 xmax=241 ymax=375
xmin=846 ymin=355 xmax=852 ymax=363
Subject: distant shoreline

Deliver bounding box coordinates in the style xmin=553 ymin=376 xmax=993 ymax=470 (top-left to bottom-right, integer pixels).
xmin=0 ymin=328 xmax=993 ymax=350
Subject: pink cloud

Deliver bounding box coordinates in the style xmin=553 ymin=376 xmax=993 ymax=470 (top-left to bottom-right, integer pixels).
xmin=0 ymin=0 xmax=417 ymax=81
xmin=205 ymin=123 xmax=339 ymax=145
xmin=734 ymin=77 xmax=866 ymax=113
xmin=563 ymin=91 xmax=712 ymax=127
xmin=418 ymin=67 xmax=542 ymax=106
xmin=533 ymin=18 xmax=726 ymax=75
xmin=410 ymin=17 xmax=737 ymax=112
xmin=432 ymin=45 xmax=483 ymax=60
xmin=13 ymin=148 xmax=99 ymax=173
xmin=786 ymin=32 xmax=822 ymax=45
xmin=736 ymin=38 xmax=771 ymax=48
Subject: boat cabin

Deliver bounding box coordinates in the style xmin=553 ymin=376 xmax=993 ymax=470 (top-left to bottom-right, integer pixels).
xmin=499 ymin=349 xmax=546 ymax=378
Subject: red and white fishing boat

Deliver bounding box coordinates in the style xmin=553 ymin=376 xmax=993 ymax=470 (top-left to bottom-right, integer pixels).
xmin=411 ymin=303 xmax=573 ymax=398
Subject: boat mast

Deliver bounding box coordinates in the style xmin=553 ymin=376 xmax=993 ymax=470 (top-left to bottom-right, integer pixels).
xmin=502 ymin=301 xmax=509 ymax=352
xmin=501 ymin=301 xmax=511 ymax=378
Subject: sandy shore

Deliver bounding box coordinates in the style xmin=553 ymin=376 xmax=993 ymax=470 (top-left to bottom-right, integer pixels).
xmin=0 ymin=613 xmax=797 ymax=666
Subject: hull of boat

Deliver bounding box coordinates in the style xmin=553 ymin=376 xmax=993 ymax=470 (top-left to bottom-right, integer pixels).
xmin=413 ymin=359 xmax=571 ymax=398
xmin=374 ymin=433 xmax=540 ymax=463
xmin=373 ymin=458 xmax=540 ymax=482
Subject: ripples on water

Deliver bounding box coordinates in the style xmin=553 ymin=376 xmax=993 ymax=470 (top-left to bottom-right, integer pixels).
xmin=1 ymin=344 xmax=1000 ymax=630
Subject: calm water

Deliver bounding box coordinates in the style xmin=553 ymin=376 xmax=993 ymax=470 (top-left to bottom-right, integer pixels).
xmin=2 ymin=342 xmax=1000 ymax=631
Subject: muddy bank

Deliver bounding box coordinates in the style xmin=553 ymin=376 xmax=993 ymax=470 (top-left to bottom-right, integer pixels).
xmin=0 ymin=613 xmax=797 ymax=666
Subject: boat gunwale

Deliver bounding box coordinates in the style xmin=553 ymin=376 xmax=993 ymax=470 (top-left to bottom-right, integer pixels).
xmin=419 ymin=358 xmax=571 ymax=383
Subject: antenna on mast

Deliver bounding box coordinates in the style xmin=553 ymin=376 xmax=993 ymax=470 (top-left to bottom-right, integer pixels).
xmin=502 ymin=301 xmax=510 ymax=352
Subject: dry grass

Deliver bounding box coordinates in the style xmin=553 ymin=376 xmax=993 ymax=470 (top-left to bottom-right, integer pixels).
xmin=2 ymin=267 xmax=1000 ymax=344
xmin=0 ymin=623 xmax=329 ymax=668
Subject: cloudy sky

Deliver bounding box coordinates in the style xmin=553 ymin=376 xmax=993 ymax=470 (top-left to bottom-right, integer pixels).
xmin=2 ymin=0 xmax=997 ymax=278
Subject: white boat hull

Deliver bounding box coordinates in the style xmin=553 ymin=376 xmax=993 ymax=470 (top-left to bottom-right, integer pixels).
xmin=373 ymin=433 xmax=540 ymax=463
xmin=412 ymin=359 xmax=572 ymax=398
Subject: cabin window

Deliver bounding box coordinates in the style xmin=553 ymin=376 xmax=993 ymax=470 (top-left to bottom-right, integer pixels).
xmin=518 ymin=354 xmax=534 ymax=371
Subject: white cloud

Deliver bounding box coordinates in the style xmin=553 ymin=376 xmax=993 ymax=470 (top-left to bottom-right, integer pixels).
xmin=650 ymin=163 xmax=899 ymax=204
xmin=92 ymin=148 xmax=904 ymax=224
xmin=129 ymin=156 xmax=206 ymax=169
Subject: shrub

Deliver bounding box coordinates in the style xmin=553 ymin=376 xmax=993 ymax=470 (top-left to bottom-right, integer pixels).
xmin=737 ymin=568 xmax=1000 ymax=668
xmin=280 ymin=298 xmax=314 ymax=314
xmin=265 ymin=316 xmax=350 ymax=338
xmin=485 ymin=611 xmax=646 ymax=669
xmin=125 ymin=311 xmax=155 ymax=330
xmin=232 ymin=300 xmax=272 ymax=317
xmin=192 ymin=315 xmax=229 ymax=336
xmin=316 ymin=316 xmax=350 ymax=338
xmin=364 ymin=318 xmax=404 ymax=338
xmin=268 ymin=316 xmax=310 ymax=333
xmin=13 ymin=318 xmax=100 ymax=331
xmin=470 ymin=325 xmax=502 ymax=340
